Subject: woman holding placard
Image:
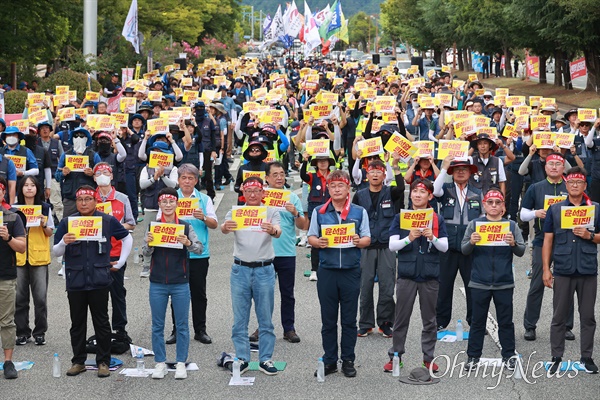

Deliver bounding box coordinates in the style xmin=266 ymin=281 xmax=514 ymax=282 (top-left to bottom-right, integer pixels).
xmin=14 ymin=176 xmax=53 ymax=346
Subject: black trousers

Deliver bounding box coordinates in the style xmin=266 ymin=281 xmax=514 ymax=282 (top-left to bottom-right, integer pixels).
xmin=109 ymin=262 xmax=127 ymax=332
xmin=436 ymin=250 xmax=473 ymax=329
xmin=68 ymin=288 xmax=111 ymax=366
xmin=201 ymin=151 xmax=216 ymax=199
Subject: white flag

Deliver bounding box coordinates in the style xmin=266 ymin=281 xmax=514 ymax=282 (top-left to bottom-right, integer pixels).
xmin=303 ymin=2 xmax=322 ymax=57
xmin=285 ymin=0 xmax=303 ymax=38
xmin=122 ymin=0 xmax=140 ymax=54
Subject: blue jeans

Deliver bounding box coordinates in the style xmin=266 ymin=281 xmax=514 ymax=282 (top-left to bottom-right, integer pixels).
xmin=230 ymin=263 xmax=276 ymax=362
xmin=149 ymin=282 xmax=190 ymax=363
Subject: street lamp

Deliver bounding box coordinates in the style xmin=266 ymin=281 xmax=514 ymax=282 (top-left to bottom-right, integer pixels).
xmin=370 ymin=15 xmax=378 ymax=53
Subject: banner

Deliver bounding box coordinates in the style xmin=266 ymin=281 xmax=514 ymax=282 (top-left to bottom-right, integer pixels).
xmin=148 ymin=222 xmax=185 ymax=248
xmin=148 ymin=151 xmax=174 ymax=169
xmin=400 ymin=209 xmax=433 ymax=230
xmin=65 ymin=155 xmax=89 ymax=172
xmin=68 ymin=216 xmax=103 ymax=241
xmin=525 ymin=56 xmax=540 ymax=78
xmin=560 ymin=206 xmax=595 ymax=229
xmin=569 ymin=57 xmax=587 ymax=80
xmin=231 ymin=206 xmax=267 ymax=231
xmin=322 ymin=223 xmax=355 ymax=248
xmin=176 ymin=198 xmax=200 ymax=219
xmin=14 ymin=205 xmax=42 ymax=227
xmin=475 ymin=221 xmax=510 ymax=246
xmin=544 ymin=195 xmax=567 ymax=211
xmin=264 ymin=189 xmax=291 ymax=209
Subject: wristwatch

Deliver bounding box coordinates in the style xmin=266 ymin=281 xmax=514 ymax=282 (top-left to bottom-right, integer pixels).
xmin=4 ymin=235 xmax=13 ymax=242
xmin=590 ymin=232 xmax=595 ymax=242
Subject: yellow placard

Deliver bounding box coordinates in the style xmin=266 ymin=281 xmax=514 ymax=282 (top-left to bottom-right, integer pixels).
xmin=55 ymin=85 xmax=69 ymax=95
xmin=112 ymin=113 xmax=129 ymax=127
xmin=75 ymin=108 xmax=88 ymax=119
xmin=183 ymin=90 xmax=199 ymax=103
xmin=384 ymin=132 xmax=415 ymax=160
xmin=413 ymin=141 xmax=435 ymax=158
xmin=68 ymin=216 xmax=102 ymax=241
xmin=530 ymin=115 xmax=551 ymax=131
xmin=180 ymin=77 xmax=192 ymax=87
xmin=468 ymin=74 xmax=478 ymax=81
xmin=373 ymin=96 xmax=396 ymax=113
xmin=506 ymin=96 xmax=526 ymax=107
xmin=57 ymin=108 xmax=76 ymax=122
xmin=96 ymin=115 xmax=116 ymax=131
xmin=400 ymin=209 xmax=433 ymax=230
xmin=259 ymin=109 xmax=286 ymax=125
xmin=231 ymin=206 xmax=267 ymax=231
xmin=148 ymin=151 xmax=174 ymax=169
xmin=495 ymin=88 xmax=509 ymax=96
xmin=474 ymin=89 xmax=485 ymax=97
xmin=532 ymin=132 xmax=555 ymax=149
xmin=540 ymin=98 xmax=556 ymax=109
xmin=53 ymin=93 xmax=69 ymax=106
xmin=435 ymin=93 xmax=453 ymax=108
xmin=502 ymin=124 xmax=519 ymax=139
xmin=242 ymin=171 xmax=266 ymax=181
xmin=452 ymin=79 xmax=465 ymax=89
xmin=28 ymin=110 xmax=49 ymax=125
xmin=475 ymin=221 xmax=510 ymax=246
xmin=5 ymin=155 xmax=25 ymax=172
xmin=361 ymin=89 xmax=378 ymax=100
xmin=85 ymin=91 xmax=100 ymax=102
xmin=264 ymin=189 xmax=291 ymax=209
xmin=149 ymin=222 xmax=185 ymax=248
xmin=560 ymin=206 xmax=595 ymax=229
xmin=476 ymin=127 xmax=496 ymax=138
xmin=14 ymin=205 xmax=42 ymax=227
xmin=65 ymin=155 xmax=89 ymax=172
xmin=213 ymin=76 xmax=226 ymax=86
xmin=555 ymin=133 xmax=575 ymax=149
xmin=515 ymin=115 xmax=530 ymax=130
xmin=357 ymin=137 xmax=384 ymax=158
xmin=9 ymin=119 xmax=29 ymax=133
xmin=382 ymin=112 xmax=397 ymax=123
xmin=160 ymin=110 xmax=183 ymax=125
xmin=27 ymin=93 xmax=45 ymax=107
xmin=310 ymin=104 xmax=333 ymax=119
xmin=318 ymin=92 xmax=338 ymax=104
xmin=529 ymin=95 xmax=542 ymax=106
xmin=148 ymin=91 xmax=162 ymax=102
xmin=494 ymin=95 xmax=506 ymax=106
xmin=120 ymin=97 xmax=137 ymax=113
xmin=176 ymin=198 xmax=200 ymax=219
xmin=513 ymin=106 xmax=531 ymax=117
xmin=437 ymin=140 xmax=469 ymax=160
xmin=578 ymin=108 xmax=597 ymax=122
xmin=322 ymin=223 xmax=356 ymax=248
xmin=200 ymin=89 xmax=217 ymax=102
xmin=252 ymin=87 xmax=268 ymax=100
xmin=243 ymin=101 xmax=260 ymax=113
xmin=473 ymin=115 xmax=491 ymax=128
xmin=172 ymin=106 xmax=191 ymax=120
xmin=146 ymin=118 xmax=169 ymax=135
xmin=544 ymin=195 xmax=567 ymax=211
xmin=441 ymin=66 xmax=451 ymax=73
xmin=95 ymin=202 xmax=113 ymax=215
xmin=306 ymin=139 xmax=330 ymax=157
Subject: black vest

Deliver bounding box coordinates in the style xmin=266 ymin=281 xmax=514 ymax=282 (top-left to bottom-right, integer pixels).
xmin=439 ymin=183 xmax=482 ymax=251
xmin=61 ymin=148 xmax=97 ymax=200
xmin=470 ymin=155 xmax=501 ymax=194
xmin=355 ymin=186 xmax=395 ymax=247
xmin=38 ymin=138 xmax=60 ymax=170
xmin=141 ymin=167 xmax=167 ymax=210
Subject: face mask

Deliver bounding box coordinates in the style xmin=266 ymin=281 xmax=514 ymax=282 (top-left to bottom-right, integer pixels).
xmin=73 ymin=137 xmax=87 ymax=154
xmin=98 ymin=142 xmax=111 ymax=155
xmin=5 ymin=136 xmax=19 ymax=146
xmin=95 ymin=175 xmax=111 ymax=187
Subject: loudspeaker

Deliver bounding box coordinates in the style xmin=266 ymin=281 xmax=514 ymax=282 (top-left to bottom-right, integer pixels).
xmin=215 ymin=54 xmax=226 ymax=62
xmin=372 ymin=54 xmax=380 ymax=65
xmin=411 ymin=56 xmax=423 ymax=76
xmin=174 ymin=58 xmax=187 ymax=70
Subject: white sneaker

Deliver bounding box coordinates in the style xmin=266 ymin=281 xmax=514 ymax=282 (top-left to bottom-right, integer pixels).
xmin=152 ymin=362 xmax=167 ymax=379
xmin=58 ymin=266 xmax=64 ymax=276
xmin=298 ymin=235 xmax=307 ymax=247
xmin=175 ymin=362 xmax=187 ymax=379
xmin=309 ymin=271 xmax=318 ymax=281
xmin=140 ymin=269 xmax=150 ymax=278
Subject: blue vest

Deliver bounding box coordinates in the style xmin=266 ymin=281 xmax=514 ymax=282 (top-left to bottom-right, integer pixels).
xmin=355 ymin=186 xmax=395 ymax=247
xmin=177 ymin=188 xmax=210 ymax=259
xmin=314 ymin=202 xmax=365 ymax=270
xmin=550 ymin=200 xmax=599 ymax=276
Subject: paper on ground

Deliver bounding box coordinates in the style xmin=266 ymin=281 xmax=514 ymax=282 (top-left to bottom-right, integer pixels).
xmin=129 ymin=344 xmax=155 ymax=357
xmin=119 ymin=368 xmax=152 ymax=377
xmin=229 ymin=377 xmax=255 ymax=386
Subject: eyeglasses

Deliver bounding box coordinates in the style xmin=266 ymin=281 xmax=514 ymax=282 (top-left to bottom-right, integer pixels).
xmin=73 ymin=134 xmax=86 ymax=139
xmin=76 ymin=197 xmax=95 ymax=203
xmin=249 ymin=147 xmax=262 ymax=153
xmin=268 ymin=172 xmax=286 ymax=178
xmin=486 ymin=200 xmax=503 ymax=206
xmin=567 ymin=180 xmax=586 ymax=186
xmin=546 ymin=162 xmax=564 ymax=168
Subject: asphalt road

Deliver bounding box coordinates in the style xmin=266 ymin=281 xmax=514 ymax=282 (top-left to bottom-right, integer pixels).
xmin=5 ymin=162 xmax=600 ymax=399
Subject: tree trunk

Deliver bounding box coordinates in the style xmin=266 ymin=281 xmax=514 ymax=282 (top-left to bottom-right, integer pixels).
xmin=583 ymin=48 xmax=599 ymax=92
xmin=554 ymin=50 xmax=563 ymax=87
xmin=392 ymin=39 xmax=396 ymax=58
xmin=563 ymin=53 xmax=573 ymax=90
xmin=442 ymin=48 xmax=448 ymax=66
xmin=539 ymin=55 xmax=547 ymax=84
xmin=466 ymin=49 xmax=472 ymax=71
xmin=457 ymin=48 xmax=464 ymax=71
xmin=433 ymin=48 xmax=442 ymax=66
xmin=462 ymin=49 xmax=470 ymax=71
xmin=504 ymin=47 xmax=513 ymax=79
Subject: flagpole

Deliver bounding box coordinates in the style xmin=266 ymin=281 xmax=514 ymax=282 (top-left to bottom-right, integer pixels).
xmin=83 ymin=0 xmax=98 ymax=79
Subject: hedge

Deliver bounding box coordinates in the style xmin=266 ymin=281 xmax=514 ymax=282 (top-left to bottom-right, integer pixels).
xmin=39 ymin=69 xmax=103 ymax=100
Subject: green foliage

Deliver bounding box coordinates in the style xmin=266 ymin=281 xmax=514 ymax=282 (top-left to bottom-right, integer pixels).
xmin=348 ymin=12 xmax=377 ymax=51
xmin=3 ymin=90 xmax=28 ymax=114
xmin=38 ymin=70 xmax=102 ymax=99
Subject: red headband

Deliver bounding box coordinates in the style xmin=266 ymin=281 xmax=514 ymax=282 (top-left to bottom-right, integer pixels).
xmin=415 ymin=182 xmax=432 ymax=194
xmin=483 ymin=190 xmax=505 ymax=202
xmin=367 ymin=164 xmax=386 ymax=173
xmin=566 ymin=173 xmax=586 ymax=182
xmin=328 ymin=176 xmax=351 ymax=186
xmin=0 ymin=182 xmax=5 ymax=192
xmin=242 ymin=180 xmax=263 ymax=190
xmin=546 ymin=154 xmax=565 ymax=164
xmin=158 ymin=193 xmax=178 ymax=202
xmin=76 ymin=189 xmax=96 ymax=198
xmin=93 ymin=163 xmax=112 ymax=174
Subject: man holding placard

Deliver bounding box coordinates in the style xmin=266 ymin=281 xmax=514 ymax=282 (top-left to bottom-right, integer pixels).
xmin=520 ymin=152 xmax=573 ymax=342
xmin=221 ymin=177 xmax=282 ymax=376
xmin=387 ymin=179 xmax=448 ymax=373
xmin=53 ymin=186 xmax=132 ymax=378
xmin=308 ymin=170 xmax=371 ymax=378
xmin=461 ymin=190 xmax=526 ymax=371
xmin=543 ymin=167 xmax=600 ymax=375
xmin=0 ymin=126 xmax=40 ymax=189
xmin=0 ymin=151 xmax=17 ymax=204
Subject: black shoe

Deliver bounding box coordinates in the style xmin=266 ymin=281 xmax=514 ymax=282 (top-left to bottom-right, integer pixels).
xmin=166 ymin=332 xmax=176 ymax=345
xmin=565 ymin=330 xmax=575 ymax=341
xmin=502 ymin=357 xmax=516 ymax=371
xmin=465 ymin=357 xmax=480 ymax=371
xmin=314 ymin=363 xmax=337 ymax=377
xmin=437 ymin=325 xmax=447 ymax=332
xmin=378 ymin=323 xmax=393 ymax=338
xmin=34 ymin=335 xmax=46 ymax=345
xmin=580 ymin=357 xmax=598 ymax=374
xmin=15 ymin=336 xmax=28 ymax=346
xmin=224 ymin=177 xmax=233 ymax=185
xmin=249 ymin=328 xmax=259 ymax=342
xmin=341 ymin=360 xmax=357 ymax=377
xmin=194 ymin=331 xmax=212 ymax=344
xmin=3 ymin=361 xmax=17 ymax=379
xmin=524 ymin=328 xmax=536 ymax=341
xmin=549 ymin=357 xmax=562 ymax=374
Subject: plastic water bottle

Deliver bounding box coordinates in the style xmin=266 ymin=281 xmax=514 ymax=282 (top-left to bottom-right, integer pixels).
xmin=232 ymin=357 xmax=241 ymax=383
xmin=133 ymin=247 xmax=140 ymax=264
xmin=52 ymin=353 xmax=61 ymax=377
xmin=136 ymin=347 xmax=145 ymax=372
xmin=229 ymin=180 xmax=235 ymax=192
xmin=316 ymin=358 xmax=325 ymax=382
xmin=456 ymin=319 xmax=464 ymax=342
xmin=392 ymin=352 xmax=400 ymax=376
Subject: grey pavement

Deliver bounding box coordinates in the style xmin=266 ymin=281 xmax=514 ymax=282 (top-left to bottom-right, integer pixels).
xmin=5 ymin=163 xmax=600 ymax=399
